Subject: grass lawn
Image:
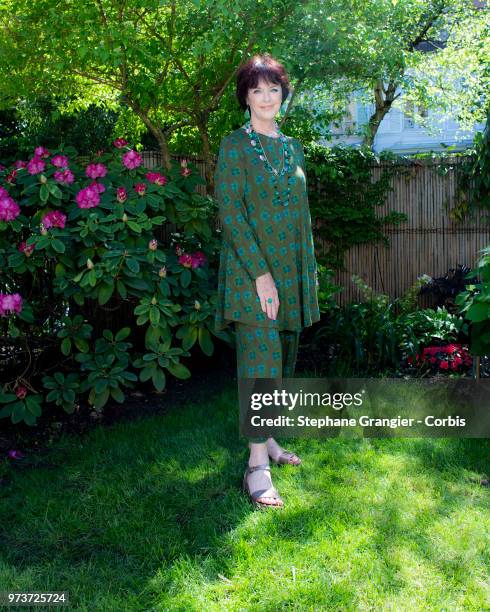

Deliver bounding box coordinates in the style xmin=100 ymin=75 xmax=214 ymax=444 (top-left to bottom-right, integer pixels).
xmin=1 ymin=377 xmax=489 ymax=611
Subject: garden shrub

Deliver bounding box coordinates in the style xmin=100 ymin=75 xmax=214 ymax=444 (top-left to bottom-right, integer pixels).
xmin=0 ymin=140 xmax=223 ymax=425
xmin=311 ymin=273 xmax=471 ymax=376
xmin=456 ymin=245 xmax=490 ymax=356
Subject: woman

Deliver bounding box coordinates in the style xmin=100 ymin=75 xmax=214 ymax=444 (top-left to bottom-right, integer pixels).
xmin=214 ymin=53 xmax=320 ymax=509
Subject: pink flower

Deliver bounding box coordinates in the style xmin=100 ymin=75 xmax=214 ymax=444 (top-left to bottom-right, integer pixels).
xmin=90 ymin=181 xmax=105 ymax=193
xmin=15 ymin=386 xmax=27 ymax=399
xmin=34 ymin=146 xmax=50 ymax=158
xmin=0 ymin=293 xmax=23 ymax=316
xmin=178 ymin=253 xmax=193 ymax=268
xmin=180 ymin=159 xmax=192 ymax=177
xmin=51 ymin=155 xmax=69 ymax=168
xmin=145 ymin=172 xmax=167 ymax=186
xmin=42 ymin=210 xmax=67 ymax=229
xmin=0 ymin=186 xmax=9 ymax=198
xmin=6 ymin=170 xmax=17 ymax=184
xmin=175 ymin=244 xmax=183 ymax=256
xmin=13 ymin=160 xmax=27 ymax=169
xmin=0 ymin=195 xmax=20 ymax=221
xmin=439 ymin=360 xmax=449 ymax=370
xmin=54 ymin=169 xmax=75 ymax=185
xmin=134 ymin=182 xmax=146 ymax=195
xmin=113 ymin=138 xmax=128 ymax=148
xmin=27 ymin=156 xmax=45 ymax=175
xmin=8 ymin=450 xmax=24 ymax=459
xmin=191 ymin=250 xmax=207 ymax=268
xmin=19 ymin=241 xmax=35 ymax=257
xmin=86 ymin=162 xmax=107 ymax=179
xmin=76 ymin=185 xmax=100 ymax=209
xmin=116 ymin=187 xmax=127 ymax=203
xmin=122 ymin=150 xmax=142 ymax=169
xmin=148 ymin=239 xmax=158 ymax=251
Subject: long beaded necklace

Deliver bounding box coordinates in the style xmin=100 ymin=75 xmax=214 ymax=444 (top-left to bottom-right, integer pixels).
xmin=243 ymin=120 xmax=292 ymax=207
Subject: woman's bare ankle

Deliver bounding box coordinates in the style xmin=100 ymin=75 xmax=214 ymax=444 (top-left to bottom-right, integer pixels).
xmin=248 ymin=441 xmax=269 ymax=466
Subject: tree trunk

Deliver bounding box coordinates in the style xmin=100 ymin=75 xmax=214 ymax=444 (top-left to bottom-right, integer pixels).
xmin=127 ymin=100 xmax=172 ymax=169
xmin=196 ymin=116 xmax=213 ymax=193
xmin=363 ymin=79 xmax=400 ymax=148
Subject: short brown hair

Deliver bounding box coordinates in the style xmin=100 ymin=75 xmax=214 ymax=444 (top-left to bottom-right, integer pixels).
xmin=236 ymin=53 xmax=291 ymax=111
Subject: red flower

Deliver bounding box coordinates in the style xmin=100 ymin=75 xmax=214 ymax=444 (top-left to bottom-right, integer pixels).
xmin=15 ymin=385 xmax=27 ymax=399
xmin=8 ymin=449 xmax=24 ymax=459
xmin=116 ymin=187 xmax=127 ymax=203
xmin=178 ymin=253 xmax=193 ymax=268
xmin=113 ymin=138 xmax=128 ymax=148
xmin=19 ymin=241 xmax=35 ymax=257
xmin=145 ymin=172 xmax=167 ymax=186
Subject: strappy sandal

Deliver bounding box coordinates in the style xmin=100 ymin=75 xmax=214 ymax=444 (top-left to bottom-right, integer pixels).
xmin=270 ymin=450 xmax=302 ymax=466
xmin=242 ymin=463 xmax=284 ymax=509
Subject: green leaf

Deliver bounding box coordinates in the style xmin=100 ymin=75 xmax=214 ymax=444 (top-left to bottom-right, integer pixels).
xmin=52 ymin=239 xmax=65 ymax=253
xmin=152 ymin=367 xmax=166 ymax=391
xmin=12 ymin=401 xmax=26 ymax=424
xmin=87 ymin=269 xmax=97 ymax=287
xmin=126 ymin=258 xmax=140 ymax=273
xmin=8 ymin=324 xmax=20 ymax=339
xmin=139 ymin=366 xmax=154 ymax=382
xmin=98 ymin=281 xmax=115 ymax=305
xmin=74 ymin=338 xmax=89 ymax=353
xmin=25 ymin=396 xmax=42 ymax=417
xmin=117 ymin=280 xmax=127 ymax=299
xmin=134 ymin=304 xmax=149 ymax=315
xmin=127 ymin=221 xmax=142 ymax=233
xmin=467 ymin=303 xmax=489 ymax=323
xmin=180 ymin=267 xmax=191 ymax=288
xmin=115 ymin=327 xmax=131 ymax=341
xmin=111 ymin=387 xmax=125 ymax=403
xmin=0 ymin=393 xmax=16 ymax=403
xmin=55 ymin=263 xmax=66 ymax=277
xmin=181 ymin=326 xmax=198 ymax=350
xmin=198 ymin=327 xmax=214 ymax=356
xmin=48 ymin=183 xmax=62 ymax=198
xmin=124 ymin=277 xmax=148 ymax=290
xmin=145 ymin=325 xmax=161 ymax=348
xmin=93 ymin=388 xmax=110 ymax=410
xmin=63 ymin=389 xmax=76 ymax=403
xmin=61 ymin=337 xmax=72 ymax=356
xmin=149 ymin=306 xmax=160 ymax=326
xmin=40 ymin=184 xmax=49 ymax=203
xmin=166 ymin=361 xmax=191 ymax=379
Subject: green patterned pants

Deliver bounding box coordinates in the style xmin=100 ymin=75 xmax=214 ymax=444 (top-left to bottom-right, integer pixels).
xmin=235 ymin=322 xmax=301 ymax=443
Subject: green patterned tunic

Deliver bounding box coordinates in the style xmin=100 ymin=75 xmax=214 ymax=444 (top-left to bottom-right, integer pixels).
xmin=214 ymin=126 xmax=320 ymax=332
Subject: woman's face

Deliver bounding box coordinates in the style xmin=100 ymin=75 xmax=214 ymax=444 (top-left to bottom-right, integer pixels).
xmin=245 ymin=77 xmax=283 ymax=123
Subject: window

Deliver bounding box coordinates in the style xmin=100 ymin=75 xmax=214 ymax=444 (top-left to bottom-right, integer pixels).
xmin=404 ymin=101 xmax=428 ymax=129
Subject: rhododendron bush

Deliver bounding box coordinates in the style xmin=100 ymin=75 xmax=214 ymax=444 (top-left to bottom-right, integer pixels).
xmin=0 ymin=142 xmax=221 ymax=425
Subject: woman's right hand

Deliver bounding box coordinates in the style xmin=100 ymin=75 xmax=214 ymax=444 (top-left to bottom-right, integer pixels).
xmin=255 ymin=272 xmax=280 ymax=321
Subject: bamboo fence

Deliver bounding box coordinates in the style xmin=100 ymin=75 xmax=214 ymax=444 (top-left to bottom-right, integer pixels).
xmin=145 ymin=151 xmax=489 ymax=306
